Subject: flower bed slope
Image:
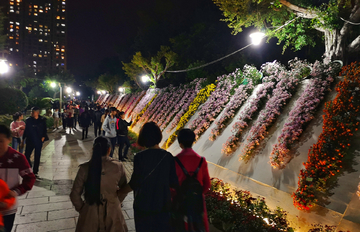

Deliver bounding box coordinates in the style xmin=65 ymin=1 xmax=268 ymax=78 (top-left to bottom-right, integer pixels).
xmin=242 ymin=73 xmax=299 ymax=161
xmin=292 ymin=62 xmax=360 ymax=211
xmin=124 ymin=91 xmax=146 ymax=116
xmin=270 ymin=61 xmax=337 ymax=169
xmin=189 ymin=70 xmax=243 ymax=140
xmin=164 ymin=83 xmax=216 ymax=149
xmin=165 ymin=79 xmax=205 ymax=132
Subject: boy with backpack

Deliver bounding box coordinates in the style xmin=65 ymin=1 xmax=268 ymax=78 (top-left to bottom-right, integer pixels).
xmin=172 ymin=129 xmax=211 ymax=232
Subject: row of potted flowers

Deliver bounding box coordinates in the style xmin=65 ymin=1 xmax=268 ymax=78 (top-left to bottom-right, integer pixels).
xmin=292 ymin=62 xmax=360 ymax=210
xmin=165 ymin=78 xmax=205 ymax=132
xmin=124 ymin=91 xmax=146 ymax=117
xmin=130 ymin=94 xmax=158 ymax=129
xmin=189 ymin=70 xmax=242 ymax=140
xmin=270 ymin=61 xmax=337 ymax=169
xmin=164 ymin=83 xmax=216 ymax=149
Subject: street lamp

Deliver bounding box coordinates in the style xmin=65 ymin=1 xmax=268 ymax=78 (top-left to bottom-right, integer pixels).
xmin=249 ymin=32 xmax=266 ymax=45
xmin=0 ymin=60 xmax=9 ymax=74
xmin=119 ymin=87 xmax=125 ymax=93
xmin=141 ymin=75 xmax=150 ymax=83
xmin=76 ymin=91 xmax=80 ymax=96
xmin=50 ymin=82 xmax=57 ymax=88
xmin=97 ymin=90 xmax=101 ymax=94
xmin=66 ymin=87 xmax=72 ymax=94
xmin=101 ymin=90 xmax=106 ymax=94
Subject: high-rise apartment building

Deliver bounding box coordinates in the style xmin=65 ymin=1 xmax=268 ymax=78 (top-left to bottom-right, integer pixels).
xmin=4 ymin=0 xmax=67 ymax=75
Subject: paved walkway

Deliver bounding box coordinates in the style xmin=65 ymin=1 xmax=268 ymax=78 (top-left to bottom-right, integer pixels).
xmin=12 ymin=127 xmax=136 ymax=232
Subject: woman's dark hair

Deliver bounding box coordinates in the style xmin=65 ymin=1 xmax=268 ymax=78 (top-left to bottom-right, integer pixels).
xmin=0 ymin=125 xmax=11 ymax=139
xmin=137 ymin=122 xmax=162 ymax=148
xmin=119 ymin=111 xmax=125 ymax=116
xmin=84 ymin=136 xmax=111 ymax=205
xmin=12 ymin=112 xmax=22 ymax=122
xmin=178 ymin=129 xmax=195 ymax=148
xmin=105 ymin=109 xmax=109 ymax=115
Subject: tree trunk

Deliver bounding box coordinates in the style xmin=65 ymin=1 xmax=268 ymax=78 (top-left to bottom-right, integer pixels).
xmin=323 ymin=29 xmax=344 ymax=64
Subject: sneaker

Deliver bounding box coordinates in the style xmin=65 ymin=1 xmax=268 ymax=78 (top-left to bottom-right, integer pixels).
xmin=34 ymin=174 xmax=40 ymax=179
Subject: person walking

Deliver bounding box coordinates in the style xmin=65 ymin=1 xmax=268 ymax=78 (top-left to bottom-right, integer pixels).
xmin=119 ymin=122 xmax=179 ymax=232
xmin=117 ymin=112 xmax=132 ymax=161
xmin=70 ymin=136 xmax=128 ymax=232
xmin=80 ymin=108 xmax=91 ymax=140
xmin=102 ymin=107 xmax=117 ymax=158
xmin=93 ymin=106 xmax=103 ymax=137
xmin=53 ymin=108 xmax=60 ymax=130
xmin=101 ymin=109 xmax=109 ymax=136
xmin=172 ymin=129 xmax=211 ymax=232
xmin=22 ymin=107 xmax=48 ymax=177
xmin=67 ymin=105 xmax=74 ymax=133
xmin=0 ymin=179 xmax=16 ymax=232
xmin=0 ymin=125 xmax=36 ymax=232
xmin=74 ymin=105 xmax=80 ymax=129
xmin=61 ymin=109 xmax=67 ymax=131
xmin=10 ymin=112 xmax=25 ymax=154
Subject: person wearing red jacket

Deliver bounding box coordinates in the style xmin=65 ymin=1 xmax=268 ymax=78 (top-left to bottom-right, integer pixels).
xmin=174 ymin=129 xmax=211 ymax=232
xmin=0 ymin=125 xmax=36 ymax=232
xmin=0 ymin=179 xmax=16 ymax=232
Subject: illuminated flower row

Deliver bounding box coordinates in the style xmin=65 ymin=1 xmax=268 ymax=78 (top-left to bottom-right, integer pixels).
xmin=124 ymin=91 xmax=146 ymax=117
xmin=166 ymin=79 xmax=205 ymax=132
xmin=209 ymin=80 xmax=254 ymax=141
xmin=293 ymin=62 xmax=360 ymax=210
xmin=131 ymin=89 xmax=158 ymax=121
xmin=270 ymin=61 xmax=335 ymax=169
xmin=164 ymin=83 xmax=216 ymax=149
xmin=152 ymin=85 xmax=186 ymax=126
xmin=242 ymin=73 xmax=299 ymax=161
xmin=137 ymin=88 xmax=171 ymax=126
xmin=222 ymin=82 xmax=275 ymax=155
xmin=189 ymin=72 xmax=240 ymax=140
xmin=118 ymin=94 xmax=133 ymax=111
xmin=130 ymin=94 xmax=158 ymax=129
xmin=357 ymin=182 xmax=360 ymax=200
xmin=148 ymin=86 xmax=178 ymax=123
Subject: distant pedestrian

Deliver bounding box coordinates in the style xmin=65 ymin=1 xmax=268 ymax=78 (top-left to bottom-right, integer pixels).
xmin=22 ymin=107 xmax=48 ymax=177
xmin=70 ymin=136 xmax=128 ymax=232
xmin=117 ymin=112 xmax=132 ymax=161
xmin=172 ymin=129 xmax=211 ymax=232
xmin=10 ymin=112 xmax=25 ymax=154
xmin=0 ymin=125 xmax=36 ymax=232
xmin=93 ymin=106 xmax=103 ymax=137
xmin=53 ymin=108 xmax=60 ymax=130
xmin=119 ymin=122 xmax=179 ymax=232
xmin=0 ymin=179 xmax=16 ymax=232
xmin=80 ymin=107 xmax=91 ymax=140
xmin=102 ymin=107 xmax=117 ymax=157
xmin=67 ymin=105 xmax=74 ymax=133
xmin=74 ymin=105 xmax=80 ymax=129
xmin=61 ymin=109 xmax=67 ymax=130
xmin=101 ymin=109 xmax=109 ymax=136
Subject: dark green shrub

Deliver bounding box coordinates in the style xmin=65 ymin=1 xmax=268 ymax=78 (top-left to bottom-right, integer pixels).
xmin=0 ymin=115 xmax=13 ymax=127
xmin=43 ymin=115 xmax=53 ymax=129
xmin=0 ymin=88 xmax=28 ymax=115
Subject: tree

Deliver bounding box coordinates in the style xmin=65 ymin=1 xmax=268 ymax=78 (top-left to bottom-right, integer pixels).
xmin=42 ymin=71 xmax=75 ymax=98
xmin=8 ymin=66 xmax=37 ymax=91
xmin=213 ymin=0 xmax=360 ymax=63
xmin=122 ymin=46 xmax=177 ymax=88
xmin=98 ymin=74 xmax=120 ymax=94
xmin=0 ymin=88 xmax=28 ymax=115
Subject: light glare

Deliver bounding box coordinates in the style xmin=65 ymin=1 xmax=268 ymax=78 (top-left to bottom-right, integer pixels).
xmin=141 ymin=75 xmax=150 ymax=83
xmin=250 ymin=32 xmax=266 ymax=45
xmin=0 ymin=61 xmax=9 ymax=74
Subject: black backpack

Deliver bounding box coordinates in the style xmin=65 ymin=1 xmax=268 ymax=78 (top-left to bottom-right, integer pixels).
xmin=172 ymin=157 xmax=205 ymax=232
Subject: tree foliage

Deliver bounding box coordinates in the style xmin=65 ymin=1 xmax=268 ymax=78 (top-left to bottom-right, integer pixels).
xmin=0 ymin=87 xmax=28 ymax=115
xmin=213 ymin=0 xmax=360 ymax=62
xmin=122 ymin=46 xmax=178 ymax=88
xmin=98 ymin=74 xmax=120 ymax=94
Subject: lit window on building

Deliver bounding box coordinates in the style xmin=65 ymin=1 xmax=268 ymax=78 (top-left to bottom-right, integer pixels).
xmin=16 ymin=11 xmax=19 ymax=14
xmin=10 ymin=10 xmax=14 ymax=13
xmin=56 ymin=63 xmax=59 ymax=66
xmin=33 ymin=61 xmax=36 ymax=64
xmin=9 ymin=36 xmax=14 ymax=39
xmin=61 ymin=17 xmax=65 ymax=20
xmin=34 ymin=13 xmax=38 ymax=16
xmin=33 ymin=54 xmax=37 ymax=57
xmin=34 ymin=5 xmax=38 ymax=8
xmin=61 ymin=56 xmax=64 ymax=59
xmin=16 ymin=22 xmax=20 ymax=25
xmin=61 ymin=31 xmax=65 ymax=33
xmin=39 ymin=55 xmax=42 ymax=57
xmin=61 ymin=24 xmax=65 ymax=27
xmin=17 ymin=0 xmax=21 ymax=2
xmin=56 ymin=16 xmax=60 ymax=19
xmin=61 ymin=49 xmax=65 ymax=52
xmin=39 ymin=9 xmax=43 ymax=13
xmin=9 ymin=48 xmax=13 ymax=51
xmin=10 ymin=21 xmax=14 ymax=24
xmin=10 ymin=29 xmax=14 ymax=32
xmin=15 ymin=42 xmax=19 ymax=45
xmin=39 ymin=39 xmax=43 ymax=42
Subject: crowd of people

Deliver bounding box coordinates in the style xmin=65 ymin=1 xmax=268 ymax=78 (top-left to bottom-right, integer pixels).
xmin=0 ymin=100 xmax=211 ymax=232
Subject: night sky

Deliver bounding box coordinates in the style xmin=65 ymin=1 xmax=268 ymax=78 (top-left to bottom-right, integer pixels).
xmin=66 ymin=0 xmax=323 ymax=83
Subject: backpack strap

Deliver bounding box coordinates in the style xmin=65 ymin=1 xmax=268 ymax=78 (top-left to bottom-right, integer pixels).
xmin=174 ymin=157 xmax=190 ymax=177
xmin=175 ymin=157 xmax=204 ymax=177
xmin=193 ymin=157 xmax=204 ymax=177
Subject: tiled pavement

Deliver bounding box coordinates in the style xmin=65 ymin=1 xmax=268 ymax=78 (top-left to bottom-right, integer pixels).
xmin=12 ymin=127 xmax=136 ymax=232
